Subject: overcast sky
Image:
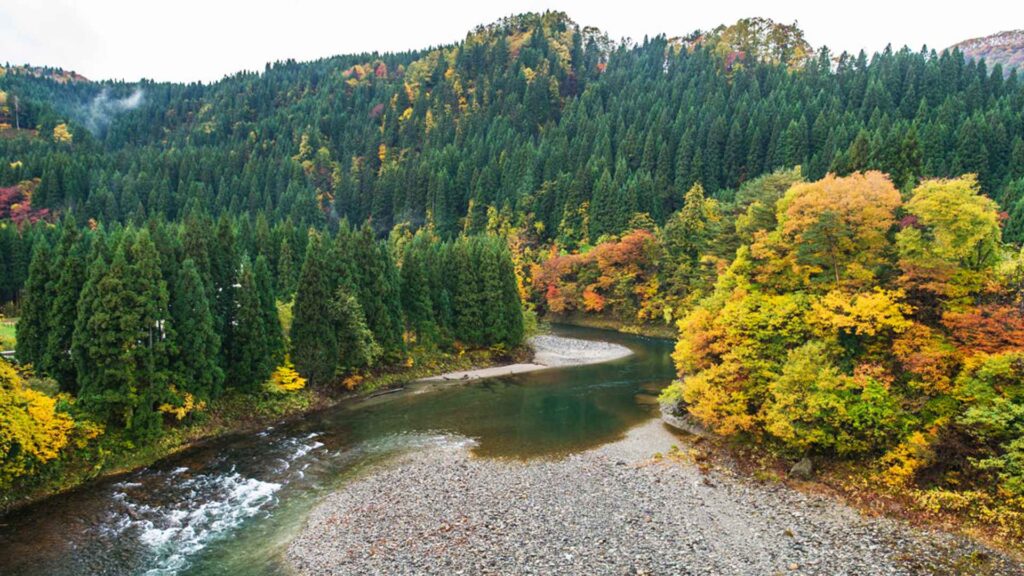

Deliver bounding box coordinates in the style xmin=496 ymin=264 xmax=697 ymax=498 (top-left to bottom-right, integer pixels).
xmin=1 ymin=0 xmax=1016 ymax=83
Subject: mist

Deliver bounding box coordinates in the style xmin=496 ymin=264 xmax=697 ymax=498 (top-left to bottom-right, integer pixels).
xmin=81 ymin=87 xmax=144 ymax=135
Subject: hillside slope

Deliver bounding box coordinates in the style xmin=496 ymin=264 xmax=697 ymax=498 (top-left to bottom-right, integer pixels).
xmin=953 ymin=30 xmax=1024 ymax=75
xmin=0 ymin=12 xmax=1022 ymax=248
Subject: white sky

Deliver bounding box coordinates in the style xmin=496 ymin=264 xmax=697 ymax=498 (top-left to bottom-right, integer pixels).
xmin=0 ymin=0 xmax=1016 ymax=83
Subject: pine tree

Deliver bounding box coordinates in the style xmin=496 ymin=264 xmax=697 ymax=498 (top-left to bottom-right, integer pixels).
xmin=494 ymin=241 xmax=524 ymax=346
xmin=291 ymin=232 xmax=338 ymax=384
xmin=44 ymin=217 xmax=87 ymax=390
xmin=226 ymin=257 xmax=270 ymax=391
xmin=479 ymin=240 xmax=506 ymax=345
xmin=170 ymin=258 xmax=223 ymax=400
xmin=400 ymin=234 xmax=436 ymax=346
xmin=332 ymin=287 xmax=380 ymax=373
xmin=350 ymin=226 xmax=405 ymax=360
xmin=451 ymin=238 xmax=485 ymax=345
xmin=255 ymin=255 xmax=284 ymax=373
xmin=74 ymin=233 xmax=171 ymax=436
xmin=588 ymin=168 xmax=617 ymax=239
xmin=210 ymin=215 xmax=238 ymax=359
xmin=16 ymin=238 xmax=53 ymax=368
xmin=125 ymin=229 xmax=175 ymax=435
xmin=277 ymin=237 xmax=297 ymax=298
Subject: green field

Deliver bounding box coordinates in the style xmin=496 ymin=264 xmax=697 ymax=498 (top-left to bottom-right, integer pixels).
xmin=0 ymin=321 xmax=16 ymax=349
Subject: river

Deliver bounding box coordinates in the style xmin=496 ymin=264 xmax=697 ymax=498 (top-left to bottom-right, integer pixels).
xmin=0 ymin=326 xmax=674 ymax=576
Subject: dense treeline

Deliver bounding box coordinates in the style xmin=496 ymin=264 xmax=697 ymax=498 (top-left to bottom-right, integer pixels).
xmin=2 ymin=12 xmax=1024 ymax=276
xmin=6 ymin=213 xmax=521 ymax=452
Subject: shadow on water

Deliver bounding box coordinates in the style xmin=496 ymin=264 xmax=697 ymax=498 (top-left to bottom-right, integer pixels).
xmin=0 ymin=325 xmax=675 ymax=576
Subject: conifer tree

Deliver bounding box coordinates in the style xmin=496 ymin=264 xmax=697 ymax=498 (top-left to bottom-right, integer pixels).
xmin=450 ymin=239 xmax=484 ymax=345
xmin=350 ymin=225 xmax=405 ymax=360
xmin=170 ymin=258 xmax=223 ymax=400
xmin=210 ymin=215 xmax=239 ymax=357
xmin=291 ymin=232 xmax=338 ymax=384
xmin=400 ymin=233 xmax=436 ymax=345
xmin=226 ymin=256 xmax=269 ymax=390
xmin=277 ymin=237 xmax=297 ymax=299
xmin=15 ymin=238 xmax=53 ymax=368
xmin=255 ymin=255 xmax=284 ymax=372
xmin=75 ymin=232 xmax=171 ymax=436
xmin=332 ymin=287 xmax=380 ymax=373
xmin=44 ymin=217 xmax=87 ymax=390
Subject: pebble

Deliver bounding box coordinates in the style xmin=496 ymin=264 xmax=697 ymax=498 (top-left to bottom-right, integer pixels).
xmin=287 ymin=420 xmax=1024 ymax=576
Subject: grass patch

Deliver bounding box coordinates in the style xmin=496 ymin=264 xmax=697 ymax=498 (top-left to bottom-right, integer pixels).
xmin=0 ymin=320 xmax=15 ymax=349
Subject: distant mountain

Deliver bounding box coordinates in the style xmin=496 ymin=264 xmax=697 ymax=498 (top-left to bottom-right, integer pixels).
xmin=952 ymin=30 xmax=1024 ymax=75
xmin=0 ymin=64 xmax=89 ymax=84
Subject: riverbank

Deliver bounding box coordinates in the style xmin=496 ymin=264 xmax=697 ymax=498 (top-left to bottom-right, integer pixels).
xmin=543 ymin=312 xmax=677 ymax=339
xmin=0 ymin=344 xmax=524 ymax=516
xmin=420 ymin=334 xmax=632 ymax=381
xmin=288 ymin=419 xmax=1023 ymax=576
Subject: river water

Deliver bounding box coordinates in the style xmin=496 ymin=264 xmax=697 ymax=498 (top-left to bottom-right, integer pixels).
xmin=0 ymin=326 xmax=674 ymax=576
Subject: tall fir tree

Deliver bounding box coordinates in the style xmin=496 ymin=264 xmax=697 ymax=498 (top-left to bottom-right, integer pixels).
xmin=15 ymin=238 xmax=53 ymax=368
xmin=226 ymin=256 xmax=270 ymax=391
xmin=254 ymin=255 xmax=285 ymax=373
xmin=332 ymin=287 xmax=380 ymax=373
xmin=44 ymin=216 xmax=87 ymax=390
xmin=291 ymin=232 xmax=338 ymax=384
xmin=170 ymin=258 xmax=223 ymax=400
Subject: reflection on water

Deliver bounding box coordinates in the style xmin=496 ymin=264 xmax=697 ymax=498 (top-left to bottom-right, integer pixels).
xmin=0 ymin=326 xmax=674 ymax=576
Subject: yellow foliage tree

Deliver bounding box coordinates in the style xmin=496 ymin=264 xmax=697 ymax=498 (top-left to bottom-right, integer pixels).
xmin=157 ymin=386 xmax=206 ymax=421
xmin=775 ymin=171 xmax=901 ymax=288
xmin=52 ymin=123 xmax=73 ymax=144
xmin=267 ymin=356 xmax=307 ymax=393
xmin=809 ymin=288 xmax=913 ymax=337
xmin=0 ymin=360 xmax=76 ymax=487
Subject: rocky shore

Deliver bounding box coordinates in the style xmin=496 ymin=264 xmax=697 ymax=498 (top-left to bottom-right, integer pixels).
xmin=287 ymin=419 xmax=1022 ymax=576
xmin=420 ymin=334 xmax=633 ymax=381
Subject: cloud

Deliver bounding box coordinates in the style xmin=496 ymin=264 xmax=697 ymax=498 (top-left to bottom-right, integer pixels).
xmin=81 ymin=88 xmax=144 ymax=135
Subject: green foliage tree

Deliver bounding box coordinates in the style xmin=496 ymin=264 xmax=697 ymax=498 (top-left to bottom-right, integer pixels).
xmin=290 ymin=232 xmax=338 ymax=384
xmin=15 ymin=238 xmax=52 ymax=367
xmin=170 ymin=258 xmax=223 ymax=401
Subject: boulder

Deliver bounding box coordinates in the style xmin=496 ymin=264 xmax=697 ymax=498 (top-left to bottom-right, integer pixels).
xmin=790 ymin=456 xmax=814 ymax=480
xmin=659 ymin=402 xmax=710 ymax=437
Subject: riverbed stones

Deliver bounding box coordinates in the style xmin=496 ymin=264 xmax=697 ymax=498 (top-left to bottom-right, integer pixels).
xmin=287 ymin=420 xmax=1022 ymax=576
xmin=421 ymin=334 xmax=634 ymax=382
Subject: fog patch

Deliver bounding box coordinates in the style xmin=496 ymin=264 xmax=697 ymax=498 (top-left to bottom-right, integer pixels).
xmin=82 ymin=88 xmax=145 ymax=135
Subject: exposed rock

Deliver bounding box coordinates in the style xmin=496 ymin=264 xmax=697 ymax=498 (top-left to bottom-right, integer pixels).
xmin=790 ymin=456 xmax=814 ymax=480
xmin=660 ymin=402 xmax=711 ymax=438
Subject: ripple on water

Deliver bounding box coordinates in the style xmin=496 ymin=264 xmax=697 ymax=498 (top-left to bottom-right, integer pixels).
xmin=98 ymin=431 xmax=331 ymax=576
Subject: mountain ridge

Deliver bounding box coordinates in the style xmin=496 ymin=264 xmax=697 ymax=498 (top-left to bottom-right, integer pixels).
xmin=952 ymin=29 xmax=1024 ymax=75
xmin=0 ymin=11 xmax=1022 ymax=247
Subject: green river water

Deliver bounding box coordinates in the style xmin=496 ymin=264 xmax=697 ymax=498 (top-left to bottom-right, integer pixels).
xmin=0 ymin=325 xmax=675 ymax=576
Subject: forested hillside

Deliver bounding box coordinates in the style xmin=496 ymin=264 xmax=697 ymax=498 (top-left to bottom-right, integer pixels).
xmin=2 ymin=11 xmax=1024 ymax=539
xmin=953 ymin=30 xmax=1024 ymax=76
xmin=3 ymin=12 xmax=1024 ymax=308
xmin=3 ymin=12 xmax=1024 ymax=243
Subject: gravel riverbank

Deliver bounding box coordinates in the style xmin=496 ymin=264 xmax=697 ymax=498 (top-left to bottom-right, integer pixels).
xmin=420 ymin=334 xmax=633 ymax=381
xmin=287 ymin=419 xmax=1023 ymax=575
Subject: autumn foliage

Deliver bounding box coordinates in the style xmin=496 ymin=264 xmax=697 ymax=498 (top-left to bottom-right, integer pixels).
xmin=532 ymin=229 xmax=662 ymax=323
xmin=0 ymin=359 xmax=97 ymax=490
xmin=660 ymin=173 xmax=1024 ymax=535
xmin=0 ymin=180 xmax=50 ymax=225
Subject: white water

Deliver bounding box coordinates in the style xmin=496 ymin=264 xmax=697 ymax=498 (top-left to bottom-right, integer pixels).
xmin=101 ymin=434 xmax=330 ymax=576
